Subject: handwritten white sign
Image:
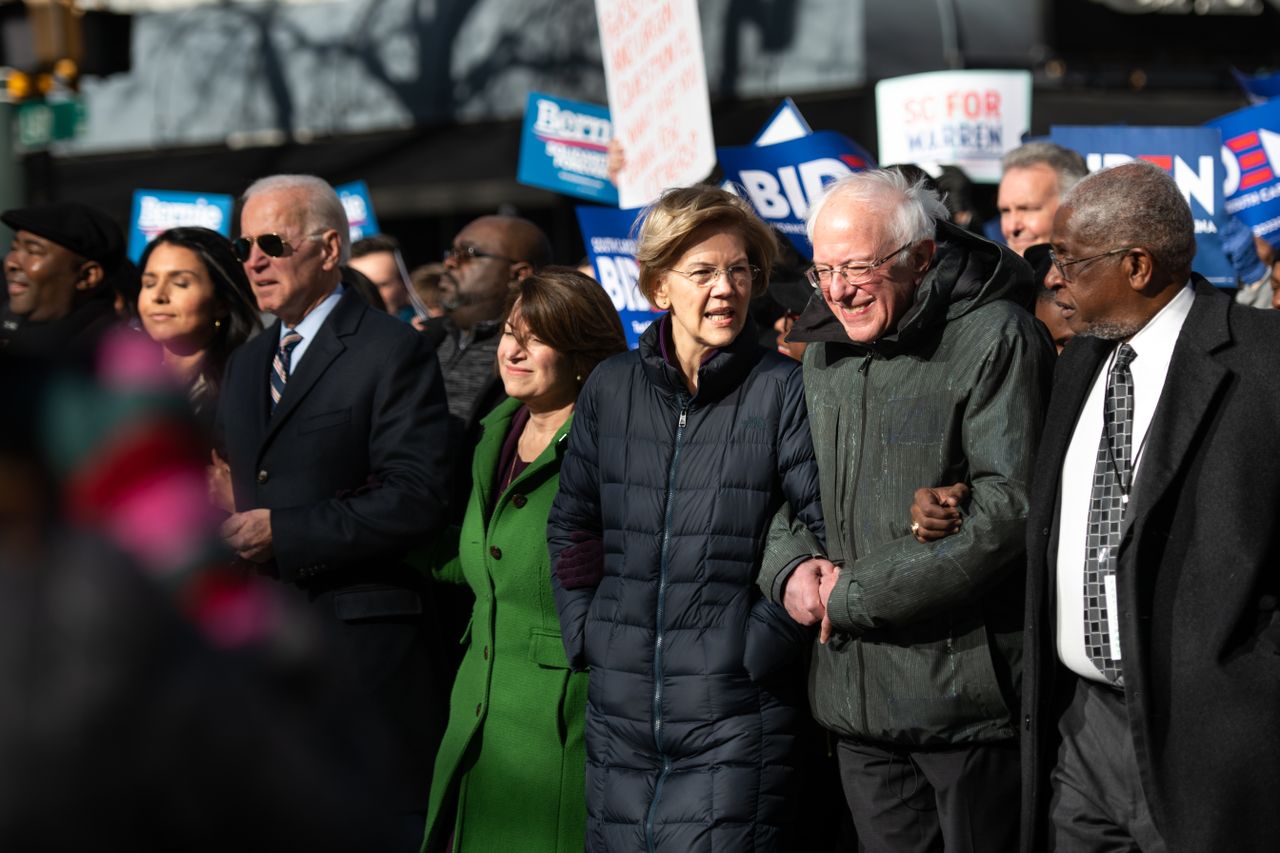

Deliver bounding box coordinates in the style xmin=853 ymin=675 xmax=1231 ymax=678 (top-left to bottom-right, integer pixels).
xmin=875 ymin=70 xmax=1032 ymax=184
xmin=595 ymin=0 xmax=717 ymax=208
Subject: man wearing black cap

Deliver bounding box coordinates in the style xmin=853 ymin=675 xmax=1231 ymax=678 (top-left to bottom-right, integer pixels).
xmin=1 ymin=202 xmax=125 ymax=359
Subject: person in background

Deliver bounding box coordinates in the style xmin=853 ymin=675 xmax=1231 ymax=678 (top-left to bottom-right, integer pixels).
xmin=1024 ymin=243 xmax=1074 ymax=353
xmin=409 ymin=262 xmax=446 ymax=320
xmin=429 ymin=215 xmax=551 ymax=441
xmin=422 ymin=268 xmax=627 ymax=853
xmin=997 ymin=142 xmax=1088 ymax=257
xmin=350 ymin=234 xmax=415 ymax=322
xmin=1 ymin=202 xmax=126 ymax=362
xmin=548 ymin=185 xmax=826 ymax=852
xmin=137 ymin=227 xmax=262 ymax=427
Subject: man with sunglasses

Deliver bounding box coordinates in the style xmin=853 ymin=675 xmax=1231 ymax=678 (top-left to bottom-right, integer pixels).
xmin=214 ymin=174 xmax=453 ymax=850
xmin=759 ymin=168 xmax=1053 ymax=853
xmin=427 ymin=214 xmax=551 ymax=446
xmin=1019 ymin=161 xmax=1280 ymax=852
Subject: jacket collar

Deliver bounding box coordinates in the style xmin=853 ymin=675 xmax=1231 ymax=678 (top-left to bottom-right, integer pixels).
xmin=637 ymin=312 xmax=762 ymax=403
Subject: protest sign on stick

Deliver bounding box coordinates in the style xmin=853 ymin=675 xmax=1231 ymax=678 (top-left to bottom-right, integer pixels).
xmin=595 ymin=0 xmax=716 ymax=209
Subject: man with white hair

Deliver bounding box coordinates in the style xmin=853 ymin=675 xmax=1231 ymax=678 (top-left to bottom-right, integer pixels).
xmin=760 ymin=168 xmax=1054 ymax=852
xmin=215 ymin=174 xmax=453 ymax=847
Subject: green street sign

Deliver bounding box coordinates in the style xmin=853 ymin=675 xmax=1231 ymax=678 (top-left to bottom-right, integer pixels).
xmin=15 ymin=99 xmax=85 ymax=149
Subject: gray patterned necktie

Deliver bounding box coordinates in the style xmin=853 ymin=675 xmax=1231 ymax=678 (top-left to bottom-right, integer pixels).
xmin=270 ymin=330 xmax=303 ymax=411
xmin=1083 ymin=343 xmax=1137 ymax=685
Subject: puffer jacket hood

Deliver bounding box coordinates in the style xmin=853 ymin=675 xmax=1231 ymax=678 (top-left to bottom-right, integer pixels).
xmin=790 ymin=218 xmax=1035 ymax=352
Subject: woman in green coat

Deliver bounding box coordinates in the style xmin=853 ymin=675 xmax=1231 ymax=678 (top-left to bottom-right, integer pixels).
xmin=423 ymin=268 xmax=628 ymax=853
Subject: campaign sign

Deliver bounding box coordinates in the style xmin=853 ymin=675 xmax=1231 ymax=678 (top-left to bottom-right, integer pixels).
xmin=717 ymin=130 xmax=876 ymax=260
xmin=335 ymin=180 xmax=380 ymax=242
xmin=596 ymin=0 xmax=717 ymax=209
xmin=576 ymin=204 xmax=656 ymax=348
xmin=753 ymin=97 xmax=813 ymax=147
xmin=1231 ymin=67 xmax=1280 ymax=104
xmin=517 ymin=92 xmax=617 ymax=205
xmin=128 ymin=190 xmax=233 ymax=262
xmin=1049 ymin=126 xmax=1233 ymax=287
xmin=875 ymin=70 xmax=1031 ymax=183
xmin=1206 ymin=101 xmax=1280 ymax=244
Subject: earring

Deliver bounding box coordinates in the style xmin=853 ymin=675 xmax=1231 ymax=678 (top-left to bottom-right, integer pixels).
xmin=576 ymin=374 xmax=583 ymax=382
xmin=214 ymin=318 xmax=222 ymax=329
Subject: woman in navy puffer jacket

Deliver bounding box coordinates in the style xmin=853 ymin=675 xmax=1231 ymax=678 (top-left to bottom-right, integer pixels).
xmin=548 ymin=185 xmax=826 ymax=852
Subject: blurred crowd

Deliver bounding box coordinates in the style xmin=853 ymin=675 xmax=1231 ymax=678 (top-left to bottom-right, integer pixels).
xmin=1 ymin=147 xmax=1277 ymax=853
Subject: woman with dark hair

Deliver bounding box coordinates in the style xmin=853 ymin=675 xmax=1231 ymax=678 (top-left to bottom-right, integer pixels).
xmin=422 ymin=267 xmax=628 ymax=853
xmin=547 ymin=185 xmax=827 ymax=852
xmin=137 ymin=227 xmax=262 ymax=424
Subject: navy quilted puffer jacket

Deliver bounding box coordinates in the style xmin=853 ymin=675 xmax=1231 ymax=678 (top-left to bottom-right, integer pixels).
xmin=548 ymin=316 xmax=824 ymax=853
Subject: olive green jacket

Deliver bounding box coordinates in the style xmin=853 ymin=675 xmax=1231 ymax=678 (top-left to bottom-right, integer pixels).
xmin=760 ymin=220 xmax=1054 ymax=746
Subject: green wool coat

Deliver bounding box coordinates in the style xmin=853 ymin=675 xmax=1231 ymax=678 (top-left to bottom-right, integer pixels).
xmin=422 ymin=397 xmax=588 ymax=853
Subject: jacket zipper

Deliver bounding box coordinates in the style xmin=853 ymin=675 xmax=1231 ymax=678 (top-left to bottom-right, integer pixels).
xmin=645 ymin=394 xmax=689 ymax=853
xmin=852 ymin=354 xmax=872 ymax=732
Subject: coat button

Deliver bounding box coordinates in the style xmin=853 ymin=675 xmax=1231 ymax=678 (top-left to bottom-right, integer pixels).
xmin=512 ymin=494 xmax=527 ymax=508
xmin=257 ymin=469 xmax=269 ymax=484
xmin=483 ymin=645 xmax=489 ymax=660
xmin=1041 ymin=527 xmax=1049 ymax=536
xmin=489 ymin=546 xmax=502 ymax=560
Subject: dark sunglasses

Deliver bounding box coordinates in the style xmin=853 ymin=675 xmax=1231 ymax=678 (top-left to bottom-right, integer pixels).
xmin=232 ymin=231 xmax=322 ymax=262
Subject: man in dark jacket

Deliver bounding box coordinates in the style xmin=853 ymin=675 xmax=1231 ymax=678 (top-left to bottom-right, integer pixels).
xmin=760 ymin=168 xmax=1054 ymax=852
xmin=1021 ymin=161 xmax=1280 ymax=852
xmin=1 ymin=202 xmax=124 ymax=361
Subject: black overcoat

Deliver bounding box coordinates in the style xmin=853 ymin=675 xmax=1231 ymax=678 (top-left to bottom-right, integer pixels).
xmin=1021 ymin=279 xmax=1280 ymax=852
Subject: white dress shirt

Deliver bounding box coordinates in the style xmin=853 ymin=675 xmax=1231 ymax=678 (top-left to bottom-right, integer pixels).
xmin=1055 ymin=282 xmax=1194 ymax=683
xmin=278 ymin=284 xmax=345 ymax=373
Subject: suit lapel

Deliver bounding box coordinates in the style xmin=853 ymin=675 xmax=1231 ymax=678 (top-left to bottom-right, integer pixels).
xmin=249 ymin=319 xmax=280 ymax=434
xmin=262 ymin=291 xmax=360 ymax=448
xmin=1125 ymin=283 xmax=1232 ymax=535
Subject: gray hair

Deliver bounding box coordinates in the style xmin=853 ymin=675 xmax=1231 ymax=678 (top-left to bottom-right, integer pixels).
xmin=1061 ymin=161 xmax=1195 ymax=277
xmin=242 ymin=174 xmax=351 ymax=263
xmin=806 ymin=168 xmax=949 ymax=265
xmin=1001 ymin=142 xmax=1089 ymax=196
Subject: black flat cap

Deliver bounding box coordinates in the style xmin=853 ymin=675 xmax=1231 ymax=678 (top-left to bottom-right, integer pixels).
xmin=2 ymin=202 xmax=126 ymax=274
xmin=1023 ymin=243 xmax=1052 ymax=288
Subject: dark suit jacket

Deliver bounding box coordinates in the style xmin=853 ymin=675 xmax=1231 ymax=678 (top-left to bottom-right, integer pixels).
xmin=1021 ymin=279 xmax=1280 ymax=852
xmin=215 ymin=288 xmax=453 ymax=813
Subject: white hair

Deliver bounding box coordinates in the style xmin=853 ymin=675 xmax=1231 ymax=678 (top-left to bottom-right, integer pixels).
xmin=242 ymin=174 xmax=351 ymax=263
xmin=806 ymin=169 xmax=949 ymax=264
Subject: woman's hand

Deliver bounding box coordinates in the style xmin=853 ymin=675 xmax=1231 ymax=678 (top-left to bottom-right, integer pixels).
xmin=555 ymin=530 xmax=604 ymax=590
xmin=909 ymin=483 xmax=970 ymax=544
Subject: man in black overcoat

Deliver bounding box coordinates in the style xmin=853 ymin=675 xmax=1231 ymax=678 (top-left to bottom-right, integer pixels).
xmin=1022 ymin=160 xmax=1280 ymax=851
xmin=214 ymin=174 xmax=452 ymax=849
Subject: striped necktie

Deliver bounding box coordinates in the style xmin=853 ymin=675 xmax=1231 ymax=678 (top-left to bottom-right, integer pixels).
xmin=270 ymin=330 xmax=303 ymax=411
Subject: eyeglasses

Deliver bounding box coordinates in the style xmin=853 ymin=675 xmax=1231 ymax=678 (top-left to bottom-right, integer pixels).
xmin=806 ymin=242 xmax=912 ymax=290
xmin=443 ymin=243 xmax=517 ymax=265
xmin=663 ymin=264 xmax=761 ymax=287
xmin=1048 ymin=247 xmax=1133 ymax=283
xmin=232 ymin=231 xmax=323 ymax=263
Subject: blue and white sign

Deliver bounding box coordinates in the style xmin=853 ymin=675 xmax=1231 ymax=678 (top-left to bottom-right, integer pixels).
xmin=1232 ymin=67 xmax=1280 ymax=104
xmin=576 ymin=205 xmax=654 ymax=348
xmin=717 ymin=130 xmax=876 ymax=260
xmin=518 ymin=92 xmax=617 ymax=205
xmin=1049 ymin=126 xmax=1233 ymax=287
xmin=752 ymin=97 xmax=813 ymax=147
xmin=1206 ymin=101 xmax=1280 ymax=244
xmin=128 ymin=189 xmax=233 ymax=262
xmin=335 ymin=180 xmax=380 ymax=242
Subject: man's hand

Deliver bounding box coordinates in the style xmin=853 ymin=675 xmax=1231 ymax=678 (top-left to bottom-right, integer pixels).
xmin=910 ymin=483 xmax=970 ymax=544
xmin=207 ymin=450 xmax=234 ymax=514
xmin=782 ymin=557 xmax=835 ymax=625
xmin=817 ymin=561 xmax=842 ymax=644
xmin=221 ymin=509 xmax=274 ymax=563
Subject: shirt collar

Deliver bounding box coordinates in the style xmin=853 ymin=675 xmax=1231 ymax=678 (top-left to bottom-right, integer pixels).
xmin=1125 ymin=280 xmax=1194 ymax=361
xmin=280 ymin=283 xmax=345 ymax=340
